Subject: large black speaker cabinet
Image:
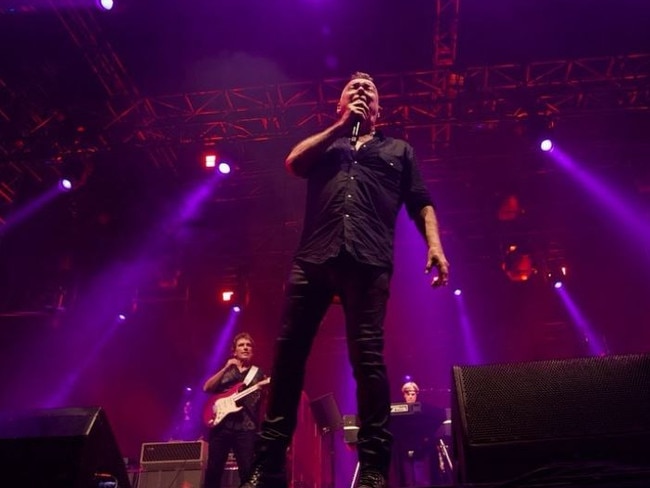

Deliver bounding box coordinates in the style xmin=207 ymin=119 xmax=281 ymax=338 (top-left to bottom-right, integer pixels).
xmin=452 ymin=353 xmax=650 ymax=487
xmin=0 ymin=406 xmax=131 ymax=488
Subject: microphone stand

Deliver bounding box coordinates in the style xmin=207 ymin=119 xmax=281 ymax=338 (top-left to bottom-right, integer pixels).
xmin=321 ymin=426 xmax=336 ymax=488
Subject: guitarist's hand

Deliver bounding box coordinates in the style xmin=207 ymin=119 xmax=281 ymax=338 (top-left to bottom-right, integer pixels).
xmin=225 ymin=357 xmax=242 ymax=369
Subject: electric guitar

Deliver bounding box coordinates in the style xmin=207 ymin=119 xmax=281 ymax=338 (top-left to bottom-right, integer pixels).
xmin=203 ymin=377 xmax=271 ymax=428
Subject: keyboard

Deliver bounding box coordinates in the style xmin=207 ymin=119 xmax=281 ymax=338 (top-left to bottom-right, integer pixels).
xmin=390 ymin=402 xmax=422 ymax=415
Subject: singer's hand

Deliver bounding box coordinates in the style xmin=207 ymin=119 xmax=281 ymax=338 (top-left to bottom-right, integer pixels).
xmin=344 ymin=98 xmax=369 ymax=126
xmin=425 ymin=248 xmax=450 ymax=288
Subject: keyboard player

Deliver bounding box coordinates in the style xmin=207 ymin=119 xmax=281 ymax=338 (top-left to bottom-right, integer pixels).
xmin=401 ymin=381 xmax=420 ymax=405
xmin=391 ymin=381 xmax=446 ymax=487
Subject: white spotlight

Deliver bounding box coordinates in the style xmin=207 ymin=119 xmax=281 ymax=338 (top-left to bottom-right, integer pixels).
xmin=218 ymin=162 xmax=232 ymax=175
xmin=97 ymin=0 xmax=114 ymax=10
xmin=59 ymin=178 xmax=73 ymax=192
xmin=540 ymin=139 xmax=554 ymax=152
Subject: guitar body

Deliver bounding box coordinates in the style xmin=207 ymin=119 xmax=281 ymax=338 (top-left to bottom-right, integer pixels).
xmin=202 ymin=377 xmax=270 ymax=428
xmin=203 ymin=382 xmax=245 ymax=428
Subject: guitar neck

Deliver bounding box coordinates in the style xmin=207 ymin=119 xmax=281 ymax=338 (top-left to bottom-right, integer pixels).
xmin=231 ymin=379 xmax=268 ymax=402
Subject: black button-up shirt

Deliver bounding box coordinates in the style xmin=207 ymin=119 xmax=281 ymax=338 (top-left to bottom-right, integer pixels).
xmin=294 ymin=131 xmax=434 ymax=270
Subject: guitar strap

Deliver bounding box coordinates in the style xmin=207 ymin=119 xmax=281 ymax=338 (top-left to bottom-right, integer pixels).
xmin=243 ymin=365 xmax=259 ymax=387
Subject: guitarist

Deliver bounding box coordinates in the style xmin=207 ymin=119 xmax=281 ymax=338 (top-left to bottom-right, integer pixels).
xmin=203 ymin=332 xmax=267 ymax=488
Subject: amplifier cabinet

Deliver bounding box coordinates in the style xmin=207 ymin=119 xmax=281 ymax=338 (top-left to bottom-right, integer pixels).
xmin=140 ymin=440 xmax=207 ymax=471
xmin=137 ymin=468 xmax=203 ymax=488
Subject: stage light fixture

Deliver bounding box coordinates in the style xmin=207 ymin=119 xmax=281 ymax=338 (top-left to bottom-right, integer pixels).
xmin=540 ymin=138 xmax=554 ymax=152
xmin=454 ymin=289 xmax=462 ymax=296
xmin=546 ymin=263 xmax=569 ymax=287
xmin=502 ymin=244 xmax=535 ymax=282
xmin=217 ymin=162 xmax=232 ymax=175
xmin=95 ymin=0 xmax=115 ymax=11
xmin=96 ymin=0 xmax=114 ymax=10
xmin=497 ymin=194 xmax=524 ymax=222
xmin=221 ymin=290 xmax=235 ymax=302
xmin=204 ymin=154 xmax=217 ymax=168
xmin=58 ymin=178 xmax=73 ymax=192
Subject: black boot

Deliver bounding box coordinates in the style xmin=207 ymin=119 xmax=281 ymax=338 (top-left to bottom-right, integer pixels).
xmin=357 ymin=469 xmax=387 ymax=488
xmin=240 ymin=440 xmax=288 ymax=488
xmin=240 ymin=462 xmax=288 ymax=488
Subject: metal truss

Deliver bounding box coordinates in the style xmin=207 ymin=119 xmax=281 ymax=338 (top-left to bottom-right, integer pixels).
xmin=0 ymin=2 xmax=145 ymax=203
xmin=433 ymin=0 xmax=460 ymax=68
xmin=105 ymin=53 xmax=649 ymax=151
xmin=0 ymin=74 xmax=69 ymax=207
xmin=53 ymin=1 xmax=177 ymax=169
xmin=429 ymin=0 xmax=460 ymax=146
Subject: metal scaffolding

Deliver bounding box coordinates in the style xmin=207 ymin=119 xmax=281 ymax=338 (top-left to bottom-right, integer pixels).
xmin=99 ymin=53 xmax=649 ymax=148
xmin=0 ymin=0 xmax=648 ymax=203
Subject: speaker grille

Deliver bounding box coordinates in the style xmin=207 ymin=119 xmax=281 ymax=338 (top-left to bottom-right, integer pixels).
xmin=452 ymin=353 xmax=650 ymax=485
xmin=140 ymin=440 xmax=207 ymax=470
xmin=455 ymin=354 xmax=650 ymax=445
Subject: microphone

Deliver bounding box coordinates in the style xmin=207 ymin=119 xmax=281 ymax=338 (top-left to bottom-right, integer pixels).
xmin=350 ymin=119 xmax=361 ymax=146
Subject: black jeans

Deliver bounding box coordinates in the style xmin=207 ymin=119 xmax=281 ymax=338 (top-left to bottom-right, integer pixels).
xmin=205 ymin=428 xmax=257 ymax=487
xmin=258 ymin=251 xmax=393 ymax=475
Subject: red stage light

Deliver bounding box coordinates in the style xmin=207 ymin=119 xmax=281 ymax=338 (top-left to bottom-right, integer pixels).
xmin=204 ymin=153 xmax=217 ymax=168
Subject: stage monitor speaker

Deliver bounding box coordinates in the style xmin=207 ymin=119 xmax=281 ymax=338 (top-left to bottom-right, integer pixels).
xmin=310 ymin=393 xmax=343 ymax=432
xmin=0 ymin=406 xmax=131 ymax=488
xmin=452 ymin=353 xmax=650 ymax=487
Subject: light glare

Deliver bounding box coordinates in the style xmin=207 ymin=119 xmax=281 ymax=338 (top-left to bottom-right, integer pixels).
xmin=540 ymin=139 xmax=554 ymax=152
xmin=204 ymin=154 xmax=217 ymax=168
xmin=100 ymin=0 xmax=114 ymax=10
xmin=59 ymin=178 xmax=73 ymax=191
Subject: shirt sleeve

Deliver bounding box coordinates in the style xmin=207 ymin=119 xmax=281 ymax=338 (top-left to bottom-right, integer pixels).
xmin=212 ymin=365 xmax=239 ymax=394
xmin=402 ymin=142 xmax=434 ymax=220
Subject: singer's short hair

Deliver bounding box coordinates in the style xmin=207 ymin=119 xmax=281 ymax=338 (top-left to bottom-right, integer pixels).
xmin=350 ymin=71 xmax=374 ymax=83
xmin=232 ymin=332 xmax=254 ymax=351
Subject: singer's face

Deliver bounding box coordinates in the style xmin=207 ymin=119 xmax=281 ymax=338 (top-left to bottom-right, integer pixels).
xmin=340 ymin=77 xmax=380 ymax=123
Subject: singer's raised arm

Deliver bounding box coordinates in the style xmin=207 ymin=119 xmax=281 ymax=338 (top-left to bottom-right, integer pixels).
xmin=285 ymin=121 xmax=346 ymax=177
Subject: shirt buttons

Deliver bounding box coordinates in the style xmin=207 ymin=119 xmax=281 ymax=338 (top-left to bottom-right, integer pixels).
xmin=347 ymin=194 xmax=352 ymax=198
xmin=344 ymin=214 xmax=350 ymax=218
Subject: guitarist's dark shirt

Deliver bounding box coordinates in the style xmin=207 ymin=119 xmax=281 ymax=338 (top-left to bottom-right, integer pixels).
xmin=215 ymin=365 xmax=266 ymax=431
